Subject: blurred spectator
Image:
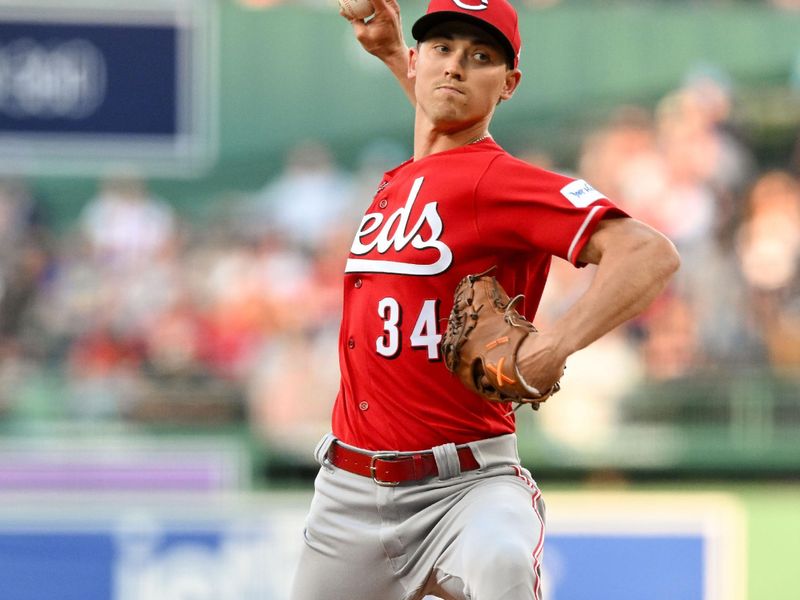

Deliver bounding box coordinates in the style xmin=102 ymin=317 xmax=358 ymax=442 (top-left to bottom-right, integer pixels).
xmin=142 ymin=292 xmax=210 ymax=381
xmin=655 ymin=89 xmax=733 ymax=249
xmin=578 ymin=105 xmax=662 ymax=222
xmin=0 ymin=179 xmax=51 ymax=347
xmin=80 ymin=170 xmax=177 ymax=270
xmin=736 ymin=170 xmax=800 ymax=367
xmin=681 ymin=63 xmax=756 ymax=197
xmin=245 ymin=139 xmax=355 ymax=252
xmin=638 ymin=293 xmax=702 ymax=379
xmin=197 ymin=241 xmax=275 ymax=379
xmin=65 ymin=316 xmax=144 ymax=420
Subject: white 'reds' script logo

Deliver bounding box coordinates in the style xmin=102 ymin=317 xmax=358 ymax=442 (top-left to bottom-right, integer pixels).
xmin=345 ymin=176 xmax=453 ymax=275
xmin=452 ymin=0 xmax=489 ymax=10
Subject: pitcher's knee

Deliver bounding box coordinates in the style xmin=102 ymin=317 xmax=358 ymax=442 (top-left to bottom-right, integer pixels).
xmin=463 ymin=538 xmax=536 ymax=585
xmin=462 ymin=549 xmax=539 ymax=600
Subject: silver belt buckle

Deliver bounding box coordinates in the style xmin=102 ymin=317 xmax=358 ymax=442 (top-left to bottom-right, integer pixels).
xmin=369 ymin=452 xmax=401 ymax=487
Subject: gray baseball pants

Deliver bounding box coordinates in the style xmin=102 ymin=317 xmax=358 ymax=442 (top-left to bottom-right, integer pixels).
xmin=289 ymin=433 xmax=546 ymax=600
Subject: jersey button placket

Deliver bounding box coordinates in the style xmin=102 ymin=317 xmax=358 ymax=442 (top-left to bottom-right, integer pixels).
xmin=347 ymin=337 xmax=355 ymax=349
xmin=354 ymin=278 xmax=362 ymax=288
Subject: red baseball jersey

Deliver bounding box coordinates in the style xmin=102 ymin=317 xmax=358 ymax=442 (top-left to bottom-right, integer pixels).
xmin=332 ymin=139 xmax=627 ymax=451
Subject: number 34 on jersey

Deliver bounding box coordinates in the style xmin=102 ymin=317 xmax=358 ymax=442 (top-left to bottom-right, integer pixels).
xmin=376 ymin=297 xmax=442 ymax=361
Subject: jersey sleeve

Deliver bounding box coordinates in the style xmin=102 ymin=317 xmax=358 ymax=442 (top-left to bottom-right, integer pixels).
xmin=473 ymin=154 xmax=628 ymax=265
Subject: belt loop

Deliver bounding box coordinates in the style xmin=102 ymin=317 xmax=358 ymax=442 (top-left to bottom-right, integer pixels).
xmin=314 ymin=433 xmax=337 ymax=472
xmin=432 ymin=442 xmax=460 ymax=480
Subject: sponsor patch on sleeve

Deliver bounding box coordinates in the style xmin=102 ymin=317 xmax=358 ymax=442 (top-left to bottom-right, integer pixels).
xmin=560 ymin=179 xmax=606 ymax=208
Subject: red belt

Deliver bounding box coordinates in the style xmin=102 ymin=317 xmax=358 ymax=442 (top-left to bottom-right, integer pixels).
xmin=327 ymin=441 xmax=480 ymax=487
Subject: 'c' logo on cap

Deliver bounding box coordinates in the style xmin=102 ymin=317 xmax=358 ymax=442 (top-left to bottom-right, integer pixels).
xmin=452 ymin=0 xmax=489 ymax=11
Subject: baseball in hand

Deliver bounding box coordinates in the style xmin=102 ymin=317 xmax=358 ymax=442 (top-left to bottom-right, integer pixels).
xmin=338 ymin=0 xmax=374 ymax=20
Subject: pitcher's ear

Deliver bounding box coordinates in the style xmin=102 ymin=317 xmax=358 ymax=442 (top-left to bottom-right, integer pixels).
xmin=408 ymin=46 xmax=418 ymax=79
xmin=500 ymin=69 xmax=522 ymax=101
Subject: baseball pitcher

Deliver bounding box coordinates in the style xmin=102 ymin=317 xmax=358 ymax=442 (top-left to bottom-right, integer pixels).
xmin=290 ymin=1 xmax=680 ymax=599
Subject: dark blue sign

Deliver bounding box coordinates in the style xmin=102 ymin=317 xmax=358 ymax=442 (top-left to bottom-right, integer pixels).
xmin=0 ymin=22 xmax=177 ymax=136
xmin=0 ymin=521 xmax=277 ymax=600
xmin=0 ymin=2 xmax=215 ymax=175
xmin=0 ymin=532 xmax=114 ymax=600
xmin=544 ymin=534 xmax=705 ymax=600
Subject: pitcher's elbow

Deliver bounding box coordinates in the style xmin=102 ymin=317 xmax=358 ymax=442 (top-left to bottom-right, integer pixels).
xmin=655 ymin=234 xmax=681 ymax=279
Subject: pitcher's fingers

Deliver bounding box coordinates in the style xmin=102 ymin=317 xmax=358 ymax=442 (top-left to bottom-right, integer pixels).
xmin=338 ymin=5 xmax=367 ymax=26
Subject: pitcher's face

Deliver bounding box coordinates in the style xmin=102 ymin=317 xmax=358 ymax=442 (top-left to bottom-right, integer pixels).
xmin=410 ymin=21 xmax=520 ymax=133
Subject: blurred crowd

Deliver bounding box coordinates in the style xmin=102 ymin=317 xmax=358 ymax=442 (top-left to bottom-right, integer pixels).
xmin=0 ymin=74 xmax=799 ymax=453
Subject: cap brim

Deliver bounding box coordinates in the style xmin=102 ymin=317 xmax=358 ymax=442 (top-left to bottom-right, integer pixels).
xmin=411 ymin=11 xmax=516 ymax=68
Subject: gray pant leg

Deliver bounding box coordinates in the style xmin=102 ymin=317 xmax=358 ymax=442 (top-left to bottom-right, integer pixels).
xmin=425 ymin=470 xmax=546 ymax=600
xmin=289 ymin=466 xmax=408 ymax=600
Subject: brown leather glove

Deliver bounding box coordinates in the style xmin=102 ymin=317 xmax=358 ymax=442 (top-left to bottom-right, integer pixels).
xmin=441 ymin=270 xmax=561 ymax=407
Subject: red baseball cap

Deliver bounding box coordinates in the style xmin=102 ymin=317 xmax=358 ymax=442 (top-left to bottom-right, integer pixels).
xmin=412 ymin=0 xmax=521 ymax=68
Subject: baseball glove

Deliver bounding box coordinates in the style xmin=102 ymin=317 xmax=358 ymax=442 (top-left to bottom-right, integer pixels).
xmin=441 ymin=269 xmax=561 ymax=407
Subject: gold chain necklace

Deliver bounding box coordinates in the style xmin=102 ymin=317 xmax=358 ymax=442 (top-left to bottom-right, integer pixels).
xmin=467 ymin=133 xmax=491 ymax=145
